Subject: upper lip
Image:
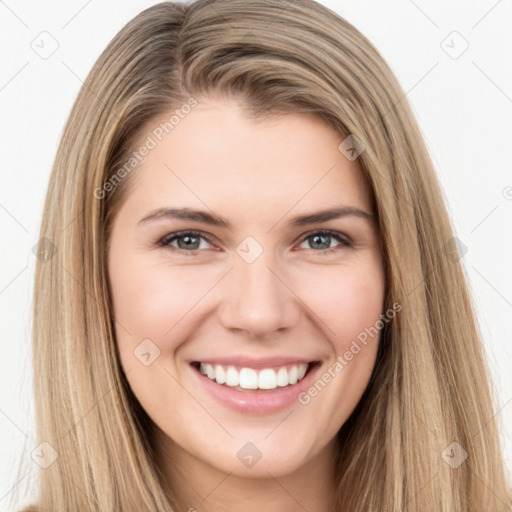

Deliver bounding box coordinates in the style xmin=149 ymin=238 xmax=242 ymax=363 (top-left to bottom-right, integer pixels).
xmin=190 ymin=356 xmax=319 ymax=369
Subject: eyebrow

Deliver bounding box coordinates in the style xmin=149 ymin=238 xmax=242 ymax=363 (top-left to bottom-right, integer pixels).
xmin=138 ymin=206 xmax=373 ymax=228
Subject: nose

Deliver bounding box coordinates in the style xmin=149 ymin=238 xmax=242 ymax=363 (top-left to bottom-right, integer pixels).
xmin=218 ymin=252 xmax=301 ymax=339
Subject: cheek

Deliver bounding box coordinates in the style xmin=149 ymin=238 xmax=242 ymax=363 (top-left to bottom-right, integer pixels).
xmin=109 ymin=257 xmax=215 ymax=358
xmin=294 ymin=261 xmax=385 ymax=350
xmin=333 ymin=276 xmax=383 ymax=348
xmin=292 ymin=265 xmax=384 ymax=431
xmin=112 ymin=266 xmax=192 ymax=322
xmin=108 ymin=259 xmax=203 ymax=413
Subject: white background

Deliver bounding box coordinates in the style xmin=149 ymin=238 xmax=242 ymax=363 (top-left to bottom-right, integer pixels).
xmin=1 ymin=0 xmax=511 ymax=509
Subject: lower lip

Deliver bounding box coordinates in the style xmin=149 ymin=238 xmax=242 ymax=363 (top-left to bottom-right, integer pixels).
xmin=191 ymin=363 xmax=320 ymax=415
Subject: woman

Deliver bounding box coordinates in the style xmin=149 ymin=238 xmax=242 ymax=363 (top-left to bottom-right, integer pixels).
xmin=19 ymin=0 xmax=511 ymax=510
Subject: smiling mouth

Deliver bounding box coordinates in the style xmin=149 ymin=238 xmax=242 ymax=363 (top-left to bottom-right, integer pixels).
xmin=191 ymin=361 xmax=320 ymax=392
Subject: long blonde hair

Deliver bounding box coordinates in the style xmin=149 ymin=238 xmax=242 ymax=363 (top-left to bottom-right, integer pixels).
xmin=18 ymin=0 xmax=511 ymax=510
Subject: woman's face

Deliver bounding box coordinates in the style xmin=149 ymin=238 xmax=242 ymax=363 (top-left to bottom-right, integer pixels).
xmin=108 ymin=96 xmax=385 ymax=479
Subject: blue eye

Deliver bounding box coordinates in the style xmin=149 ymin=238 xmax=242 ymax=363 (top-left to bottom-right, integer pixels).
xmin=298 ymin=230 xmax=352 ymax=252
xmin=157 ymin=229 xmax=352 ymax=255
xmin=158 ymin=231 xmax=213 ymax=253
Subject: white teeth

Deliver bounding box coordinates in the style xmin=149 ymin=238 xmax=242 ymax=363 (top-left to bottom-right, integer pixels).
xmin=214 ymin=364 xmax=226 ymax=385
xmin=239 ymin=368 xmax=258 ymax=389
xmin=289 ymin=365 xmax=298 ymax=385
xmin=206 ymin=364 xmax=215 ymax=380
xmin=276 ymin=367 xmax=289 ymax=387
xmin=198 ymin=362 xmax=309 ymax=390
xmin=258 ymin=368 xmax=277 ymax=389
xmin=225 ymin=366 xmax=239 ymax=386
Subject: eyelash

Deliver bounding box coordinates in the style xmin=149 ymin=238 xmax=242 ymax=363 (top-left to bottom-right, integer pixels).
xmin=156 ymin=229 xmax=353 ymax=256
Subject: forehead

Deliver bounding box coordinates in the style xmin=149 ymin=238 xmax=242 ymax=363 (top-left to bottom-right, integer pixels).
xmin=123 ymin=97 xmax=371 ymax=217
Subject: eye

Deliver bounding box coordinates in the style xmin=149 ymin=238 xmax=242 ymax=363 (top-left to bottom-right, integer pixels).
xmin=156 ymin=229 xmax=352 ymax=255
xmin=297 ymin=230 xmax=352 ymax=252
xmin=157 ymin=230 xmax=215 ymax=254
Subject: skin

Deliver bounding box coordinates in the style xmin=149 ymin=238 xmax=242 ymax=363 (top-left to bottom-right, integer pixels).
xmin=108 ymin=96 xmax=385 ymax=512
